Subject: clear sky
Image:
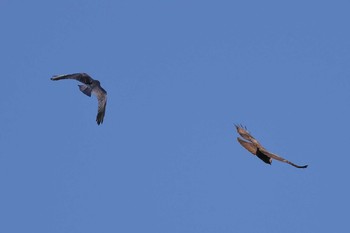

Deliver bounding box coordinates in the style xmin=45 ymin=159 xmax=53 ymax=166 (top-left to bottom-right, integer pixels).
xmin=1 ymin=0 xmax=349 ymax=232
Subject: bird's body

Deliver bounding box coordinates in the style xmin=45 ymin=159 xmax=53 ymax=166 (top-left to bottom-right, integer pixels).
xmin=235 ymin=124 xmax=308 ymax=169
xmin=51 ymin=73 xmax=107 ymax=125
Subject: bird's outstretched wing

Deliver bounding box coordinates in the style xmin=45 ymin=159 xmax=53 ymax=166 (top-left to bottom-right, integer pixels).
xmin=237 ymin=137 xmax=257 ymax=155
xmin=259 ymin=149 xmax=308 ymax=168
xmin=93 ymin=88 xmax=107 ymax=125
xmin=235 ymin=124 xmax=263 ymax=148
xmin=51 ymin=73 xmax=94 ymax=85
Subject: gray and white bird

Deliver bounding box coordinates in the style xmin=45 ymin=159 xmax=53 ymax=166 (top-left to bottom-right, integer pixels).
xmin=51 ymin=73 xmax=107 ymax=125
xmin=235 ymin=124 xmax=308 ymax=169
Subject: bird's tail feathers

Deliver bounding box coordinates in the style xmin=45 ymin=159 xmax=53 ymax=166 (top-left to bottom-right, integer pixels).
xmin=78 ymin=85 xmax=92 ymax=97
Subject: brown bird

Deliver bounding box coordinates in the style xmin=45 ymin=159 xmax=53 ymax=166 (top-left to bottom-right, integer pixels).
xmin=235 ymin=124 xmax=308 ymax=168
xmin=51 ymin=73 xmax=107 ymax=125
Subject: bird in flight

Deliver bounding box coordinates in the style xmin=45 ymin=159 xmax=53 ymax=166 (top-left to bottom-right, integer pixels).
xmin=235 ymin=124 xmax=308 ymax=168
xmin=51 ymin=73 xmax=107 ymax=125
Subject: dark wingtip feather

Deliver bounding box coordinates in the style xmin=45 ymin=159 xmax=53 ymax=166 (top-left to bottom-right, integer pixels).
xmin=51 ymin=75 xmax=60 ymax=81
xmin=293 ymin=164 xmax=308 ymax=169
xmin=96 ymin=112 xmax=104 ymax=125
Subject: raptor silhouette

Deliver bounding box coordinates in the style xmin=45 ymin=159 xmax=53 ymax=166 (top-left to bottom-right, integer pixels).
xmin=235 ymin=124 xmax=308 ymax=168
xmin=51 ymin=73 xmax=107 ymax=125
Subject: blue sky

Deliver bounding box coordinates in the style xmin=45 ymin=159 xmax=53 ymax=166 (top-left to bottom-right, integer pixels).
xmin=1 ymin=0 xmax=349 ymax=232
